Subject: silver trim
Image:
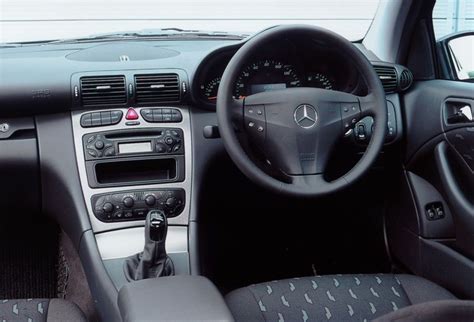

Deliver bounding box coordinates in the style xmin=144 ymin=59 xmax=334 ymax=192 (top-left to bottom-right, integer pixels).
xmin=95 ymin=226 xmax=188 ymax=260
xmin=294 ymin=104 xmax=317 ymax=129
xmin=71 ymin=107 xmax=193 ymax=233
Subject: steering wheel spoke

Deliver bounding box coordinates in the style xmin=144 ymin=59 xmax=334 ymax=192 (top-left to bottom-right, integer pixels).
xmin=289 ymin=173 xmax=327 ymax=190
xmin=358 ymin=93 xmax=378 ymax=117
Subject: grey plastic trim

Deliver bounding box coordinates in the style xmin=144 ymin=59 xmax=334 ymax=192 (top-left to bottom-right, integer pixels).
xmin=96 ymin=226 xmax=188 ymax=260
xmin=71 ymin=107 xmax=193 ymax=233
xmin=363 ymin=0 xmax=412 ymax=63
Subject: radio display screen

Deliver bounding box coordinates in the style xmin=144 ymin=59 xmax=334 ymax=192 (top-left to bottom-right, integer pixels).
xmin=118 ymin=141 xmax=152 ymax=154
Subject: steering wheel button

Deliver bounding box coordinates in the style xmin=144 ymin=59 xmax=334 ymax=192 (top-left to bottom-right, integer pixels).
xmin=257 ymin=126 xmax=264 ymax=132
xmin=248 ymin=122 xmax=255 ymax=128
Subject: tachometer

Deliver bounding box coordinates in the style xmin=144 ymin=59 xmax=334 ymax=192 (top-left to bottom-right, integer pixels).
xmin=200 ymin=77 xmax=221 ymax=102
xmin=306 ymin=73 xmax=333 ymax=90
xmin=234 ymin=60 xmax=301 ymax=98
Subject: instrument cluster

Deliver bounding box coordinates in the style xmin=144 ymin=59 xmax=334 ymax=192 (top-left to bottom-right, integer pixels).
xmin=193 ymin=42 xmax=362 ymax=109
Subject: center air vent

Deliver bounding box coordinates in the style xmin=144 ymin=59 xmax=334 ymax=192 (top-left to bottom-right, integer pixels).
xmin=80 ymin=75 xmax=127 ymax=106
xmin=135 ymin=73 xmax=180 ymax=104
xmin=374 ymin=66 xmax=398 ymax=93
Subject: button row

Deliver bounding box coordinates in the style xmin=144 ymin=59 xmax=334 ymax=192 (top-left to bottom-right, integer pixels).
xmin=141 ymin=108 xmax=183 ymax=123
xmin=80 ymin=110 xmax=123 ymax=128
xmin=92 ymin=189 xmax=186 ymax=222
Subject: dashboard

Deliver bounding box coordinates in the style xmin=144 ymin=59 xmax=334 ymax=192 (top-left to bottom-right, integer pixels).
xmin=194 ymin=39 xmax=364 ymax=109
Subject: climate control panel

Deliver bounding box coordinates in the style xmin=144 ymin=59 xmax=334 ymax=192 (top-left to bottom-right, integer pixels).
xmin=91 ymin=189 xmax=185 ymax=222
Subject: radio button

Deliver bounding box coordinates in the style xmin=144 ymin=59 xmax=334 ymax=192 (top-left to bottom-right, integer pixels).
xmin=95 ymin=140 xmax=104 ymax=150
xmin=87 ymin=149 xmax=97 ymax=157
xmin=164 ymin=136 xmax=174 ymax=145
xmin=155 ymin=143 xmax=167 ymax=153
xmin=104 ymin=147 xmax=115 ymax=157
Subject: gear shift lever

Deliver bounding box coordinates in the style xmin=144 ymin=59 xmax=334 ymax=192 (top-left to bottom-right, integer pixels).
xmin=124 ymin=210 xmax=174 ymax=281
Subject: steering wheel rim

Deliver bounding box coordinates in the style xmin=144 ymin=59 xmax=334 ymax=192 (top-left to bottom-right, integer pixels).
xmin=217 ymin=24 xmax=387 ymax=197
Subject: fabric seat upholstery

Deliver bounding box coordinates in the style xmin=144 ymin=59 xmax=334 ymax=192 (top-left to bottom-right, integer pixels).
xmin=226 ymin=274 xmax=456 ymax=321
xmin=0 ymin=298 xmax=86 ymax=322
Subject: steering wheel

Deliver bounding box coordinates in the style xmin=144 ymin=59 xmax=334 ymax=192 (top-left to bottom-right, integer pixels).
xmin=217 ymin=25 xmax=387 ymax=197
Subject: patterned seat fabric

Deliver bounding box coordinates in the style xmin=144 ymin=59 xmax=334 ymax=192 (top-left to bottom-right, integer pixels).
xmin=0 ymin=298 xmax=86 ymax=322
xmin=226 ymin=274 xmax=456 ymax=321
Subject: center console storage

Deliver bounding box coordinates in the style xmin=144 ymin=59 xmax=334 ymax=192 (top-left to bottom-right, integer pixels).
xmin=118 ymin=276 xmax=233 ymax=322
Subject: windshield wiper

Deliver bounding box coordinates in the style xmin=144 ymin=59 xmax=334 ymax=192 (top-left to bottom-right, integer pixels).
xmin=0 ymin=28 xmax=248 ymax=47
xmin=44 ymin=28 xmax=249 ymax=44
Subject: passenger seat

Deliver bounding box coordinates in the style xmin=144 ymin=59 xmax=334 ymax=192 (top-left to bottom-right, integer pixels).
xmin=0 ymin=298 xmax=86 ymax=321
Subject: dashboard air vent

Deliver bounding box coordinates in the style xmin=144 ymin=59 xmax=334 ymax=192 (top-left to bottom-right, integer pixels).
xmin=399 ymin=69 xmax=413 ymax=91
xmin=80 ymin=75 xmax=127 ymax=106
xmin=135 ymin=73 xmax=180 ymax=104
xmin=374 ymin=66 xmax=398 ymax=93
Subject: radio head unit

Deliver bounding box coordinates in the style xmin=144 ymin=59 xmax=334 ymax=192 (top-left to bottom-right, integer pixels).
xmin=82 ymin=128 xmax=185 ymax=188
xmin=83 ymin=128 xmax=183 ymax=160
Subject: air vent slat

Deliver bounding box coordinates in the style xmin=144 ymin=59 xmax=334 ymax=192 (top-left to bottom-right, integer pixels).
xmin=80 ymin=75 xmax=127 ymax=106
xmin=373 ymin=66 xmax=398 ymax=93
xmin=135 ymin=73 xmax=180 ymax=104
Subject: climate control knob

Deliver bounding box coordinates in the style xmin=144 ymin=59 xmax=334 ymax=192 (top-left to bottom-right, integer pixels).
xmin=145 ymin=195 xmax=156 ymax=206
xmin=103 ymin=202 xmax=114 ymax=213
xmin=165 ymin=197 xmax=177 ymax=208
xmin=123 ymin=197 xmax=134 ymax=208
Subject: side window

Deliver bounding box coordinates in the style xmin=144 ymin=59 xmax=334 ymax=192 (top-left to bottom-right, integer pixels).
xmin=433 ymin=0 xmax=474 ymax=80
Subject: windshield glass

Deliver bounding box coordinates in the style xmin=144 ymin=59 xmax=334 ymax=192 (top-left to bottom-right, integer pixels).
xmin=0 ymin=0 xmax=380 ymax=44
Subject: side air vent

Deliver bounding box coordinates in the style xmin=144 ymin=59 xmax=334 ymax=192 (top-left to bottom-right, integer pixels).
xmin=135 ymin=73 xmax=180 ymax=104
xmin=80 ymin=75 xmax=127 ymax=106
xmin=399 ymin=69 xmax=413 ymax=91
xmin=374 ymin=66 xmax=398 ymax=93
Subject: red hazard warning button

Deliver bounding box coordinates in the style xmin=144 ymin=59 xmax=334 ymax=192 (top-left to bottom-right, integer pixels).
xmin=125 ymin=108 xmax=139 ymax=120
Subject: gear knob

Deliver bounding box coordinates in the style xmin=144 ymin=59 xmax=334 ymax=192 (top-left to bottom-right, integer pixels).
xmin=146 ymin=210 xmax=167 ymax=242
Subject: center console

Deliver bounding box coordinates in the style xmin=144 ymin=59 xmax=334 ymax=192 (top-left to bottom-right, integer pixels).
xmin=72 ymin=104 xmax=193 ymax=289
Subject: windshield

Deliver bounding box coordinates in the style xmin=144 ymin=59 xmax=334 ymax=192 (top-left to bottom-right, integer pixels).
xmin=0 ymin=0 xmax=380 ymax=44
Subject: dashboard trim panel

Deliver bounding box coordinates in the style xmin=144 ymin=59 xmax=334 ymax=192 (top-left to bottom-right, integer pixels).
xmin=72 ymin=106 xmax=193 ymax=233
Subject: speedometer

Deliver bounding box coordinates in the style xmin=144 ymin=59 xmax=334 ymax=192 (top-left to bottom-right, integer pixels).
xmin=234 ymin=60 xmax=301 ymax=98
xmin=306 ymin=73 xmax=333 ymax=90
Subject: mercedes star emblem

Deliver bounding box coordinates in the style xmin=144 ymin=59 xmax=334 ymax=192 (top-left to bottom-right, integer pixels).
xmin=294 ymin=104 xmax=317 ymax=128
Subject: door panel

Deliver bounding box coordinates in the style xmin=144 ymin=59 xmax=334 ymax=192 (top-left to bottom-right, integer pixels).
xmin=386 ymin=79 xmax=474 ymax=298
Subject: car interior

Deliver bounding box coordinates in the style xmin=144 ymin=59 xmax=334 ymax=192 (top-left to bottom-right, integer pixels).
xmin=0 ymin=0 xmax=473 ymax=321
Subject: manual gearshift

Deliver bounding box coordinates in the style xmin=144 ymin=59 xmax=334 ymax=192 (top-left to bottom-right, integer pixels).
xmin=123 ymin=210 xmax=174 ymax=281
